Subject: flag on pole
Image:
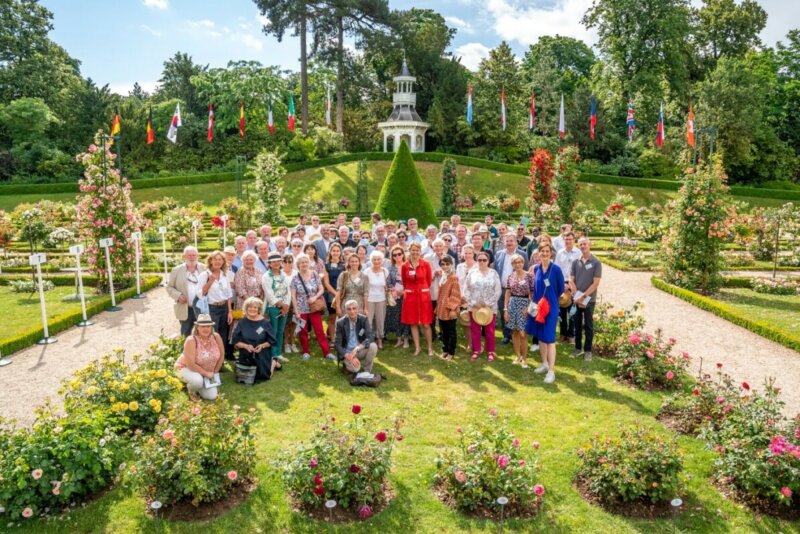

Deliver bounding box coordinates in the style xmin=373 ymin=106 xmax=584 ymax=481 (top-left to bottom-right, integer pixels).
xmin=656 ymin=102 xmax=665 ymax=148
xmin=267 ymin=102 xmax=275 ymax=134
xmin=687 ymin=103 xmax=695 ymax=147
xmin=166 ymin=103 xmax=181 ymax=144
xmin=529 ymin=93 xmax=536 ymax=132
xmin=239 ymin=101 xmax=245 ymax=138
xmin=146 ymin=106 xmax=154 ymax=145
xmin=558 ymin=94 xmax=566 ymax=139
xmin=288 ymin=94 xmax=296 ymax=132
xmin=109 ymin=112 xmax=120 ymax=146
xmin=626 ymin=100 xmax=635 ymax=142
xmin=325 ymin=84 xmax=332 ymax=127
xmin=466 ymin=84 xmax=473 ymax=127
xmin=207 ymin=103 xmax=214 ymax=142
xmin=589 ymin=96 xmax=597 ymax=140
xmin=500 ymin=86 xmax=507 ymax=131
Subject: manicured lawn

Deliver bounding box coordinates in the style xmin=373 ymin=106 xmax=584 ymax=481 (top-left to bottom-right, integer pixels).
xmin=714 ymin=287 xmax=800 ymax=335
xmin=17 ymin=341 xmax=799 ymax=533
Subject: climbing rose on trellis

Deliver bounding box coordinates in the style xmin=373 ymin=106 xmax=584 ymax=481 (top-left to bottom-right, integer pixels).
xmin=75 ymin=131 xmax=143 ymax=290
xmin=527 ymin=149 xmax=557 ymax=219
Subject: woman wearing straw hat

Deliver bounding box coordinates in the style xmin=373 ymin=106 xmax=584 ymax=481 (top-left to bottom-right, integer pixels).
xmin=174 ymin=313 xmax=225 ymax=401
xmin=464 ymin=250 xmax=502 ymax=362
xmin=526 ymin=243 xmax=564 ymax=384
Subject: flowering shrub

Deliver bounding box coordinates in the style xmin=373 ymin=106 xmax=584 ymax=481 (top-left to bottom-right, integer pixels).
xmin=613 ymin=237 xmax=639 ymax=247
xmin=277 ymin=405 xmax=403 ymax=515
xmin=592 ymin=301 xmax=646 ymax=357
xmin=126 ymin=398 xmax=256 ymax=507
xmin=9 ymin=279 xmax=55 ymax=293
xmin=608 ymin=248 xmax=653 ymax=269
xmin=163 ymin=208 xmax=204 ymax=250
xmin=576 ymin=426 xmax=683 ymax=504
xmin=433 ymin=410 xmax=544 ymax=515
xmin=454 ymin=191 xmax=476 ymax=210
xmin=137 ymin=334 xmax=185 ymax=372
xmin=481 ymin=192 xmax=521 ymax=213
xmin=43 ymin=227 xmax=74 ymax=249
xmin=0 ymin=407 xmax=121 ymax=520
xmin=555 ymin=146 xmax=580 ymax=223
xmin=338 ymin=197 xmax=351 ymax=209
xmin=60 ymin=350 xmax=183 ymax=434
xmin=218 ymin=197 xmax=250 ymax=232
xmin=660 ymin=364 xmax=741 ymax=435
xmin=527 ymin=149 xmax=556 ymax=218
xmin=615 ymin=329 xmax=689 ymax=390
xmin=0 ymin=210 xmax=12 ymax=248
xmin=722 ymin=251 xmax=755 ymax=268
xmin=752 ymin=277 xmax=799 ymax=296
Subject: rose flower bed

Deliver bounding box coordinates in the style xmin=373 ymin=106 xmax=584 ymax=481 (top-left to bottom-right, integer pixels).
xmin=615 ymin=329 xmax=690 ymax=391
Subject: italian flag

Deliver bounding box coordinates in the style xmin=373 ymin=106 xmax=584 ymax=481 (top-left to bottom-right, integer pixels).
xmin=267 ymin=102 xmax=275 ymax=134
xmin=207 ymin=103 xmax=214 ymax=142
xmin=288 ymin=94 xmax=296 ymax=132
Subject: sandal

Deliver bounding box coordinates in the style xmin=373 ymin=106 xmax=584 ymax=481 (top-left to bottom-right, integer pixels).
xmin=471 ymin=352 xmax=479 ymax=361
xmin=488 ymin=352 xmax=496 ymax=362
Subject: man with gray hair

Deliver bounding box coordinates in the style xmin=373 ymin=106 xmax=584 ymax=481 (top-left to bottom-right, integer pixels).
xmin=167 ymin=245 xmax=207 ymax=336
xmin=245 ymin=230 xmax=258 ymax=251
xmin=335 ymin=299 xmax=377 ymax=373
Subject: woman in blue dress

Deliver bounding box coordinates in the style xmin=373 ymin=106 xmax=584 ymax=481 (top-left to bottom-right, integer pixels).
xmin=526 ymin=243 xmax=564 ymax=384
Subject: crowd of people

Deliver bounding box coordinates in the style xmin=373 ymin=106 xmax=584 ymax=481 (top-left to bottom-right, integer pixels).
xmin=166 ymin=213 xmax=602 ymax=399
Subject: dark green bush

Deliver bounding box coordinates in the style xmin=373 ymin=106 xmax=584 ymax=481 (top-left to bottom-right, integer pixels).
xmin=375 ymin=141 xmax=437 ymax=227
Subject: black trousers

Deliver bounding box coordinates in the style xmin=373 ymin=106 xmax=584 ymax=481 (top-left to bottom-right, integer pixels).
xmin=440 ymin=318 xmax=457 ymax=355
xmin=209 ymin=304 xmax=233 ymax=359
xmin=430 ymin=300 xmax=438 ymax=337
xmin=497 ymin=288 xmax=511 ymax=340
xmin=559 ymin=306 xmax=574 ymax=339
xmin=179 ymin=306 xmax=197 ymax=337
xmin=574 ymin=302 xmax=596 ymax=352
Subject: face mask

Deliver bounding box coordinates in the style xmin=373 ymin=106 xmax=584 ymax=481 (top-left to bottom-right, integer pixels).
xmin=359 ymin=239 xmax=369 ymax=246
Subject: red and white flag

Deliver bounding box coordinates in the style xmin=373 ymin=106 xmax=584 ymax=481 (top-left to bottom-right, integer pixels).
xmin=500 ymin=86 xmax=507 ymax=131
xmin=267 ymin=102 xmax=275 ymax=134
xmin=166 ymin=103 xmax=182 ymax=144
xmin=558 ymin=94 xmax=566 ymax=138
xmin=528 ymin=93 xmax=535 ymax=132
xmin=687 ymin=103 xmax=695 ymax=147
xmin=207 ymin=103 xmax=214 ymax=142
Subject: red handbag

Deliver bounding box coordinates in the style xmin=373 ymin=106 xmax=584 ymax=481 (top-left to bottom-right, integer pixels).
xmin=535 ymin=296 xmax=550 ymax=323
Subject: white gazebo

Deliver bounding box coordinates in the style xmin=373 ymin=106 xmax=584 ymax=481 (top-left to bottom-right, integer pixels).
xmin=378 ymin=60 xmax=429 ymax=153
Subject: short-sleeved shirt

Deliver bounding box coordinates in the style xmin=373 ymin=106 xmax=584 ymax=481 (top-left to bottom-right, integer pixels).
xmin=571 ymin=254 xmax=602 ymax=294
xmin=291 ymin=271 xmax=323 ymax=314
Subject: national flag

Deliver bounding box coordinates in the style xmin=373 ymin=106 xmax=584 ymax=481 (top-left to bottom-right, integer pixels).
xmin=267 ymin=102 xmax=275 ymax=134
xmin=166 ymin=103 xmax=181 ymax=144
xmin=656 ymin=102 xmax=665 ymax=148
xmin=207 ymin=103 xmax=214 ymax=142
xmin=626 ymin=100 xmax=635 ymax=142
xmin=239 ymin=100 xmax=245 ymax=138
xmin=529 ymin=93 xmax=535 ymax=132
xmin=589 ymin=96 xmax=597 ymax=140
xmin=109 ymin=112 xmax=120 ymax=146
xmin=325 ymin=85 xmax=331 ymax=127
xmin=558 ymin=94 xmax=566 ymax=139
xmin=500 ymin=86 xmax=507 ymax=131
xmin=288 ymin=94 xmax=296 ymax=132
xmin=687 ymin=103 xmax=695 ymax=147
xmin=146 ymin=106 xmax=154 ymax=144
xmin=466 ymin=84 xmax=473 ymax=127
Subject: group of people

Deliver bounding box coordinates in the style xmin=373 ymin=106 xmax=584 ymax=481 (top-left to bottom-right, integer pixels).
xmin=166 ymin=213 xmax=602 ymax=399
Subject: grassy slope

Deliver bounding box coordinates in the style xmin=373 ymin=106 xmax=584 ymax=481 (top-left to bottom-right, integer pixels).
xmin=0 ymin=161 xmax=788 ymax=212
xmin=18 ymin=342 xmax=800 ymax=533
xmin=1 ymin=286 xmax=101 ymax=344
xmin=715 ymin=287 xmax=800 ymax=333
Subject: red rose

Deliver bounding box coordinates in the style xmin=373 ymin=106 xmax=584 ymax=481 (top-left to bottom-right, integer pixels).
xmin=352 ymin=405 xmax=362 ymax=415
xmin=716 ymin=362 xmax=723 ymax=369
xmin=375 ymin=431 xmax=387 ymax=443
xmin=313 ymin=485 xmax=325 ymax=496
xmin=692 ymin=388 xmax=700 ymax=396
xmin=396 ymin=433 xmax=404 ymax=441
xmin=742 ymin=382 xmax=750 ymax=391
xmin=359 ymin=504 xmax=373 ymax=519
xmin=314 ymin=474 xmax=323 ymax=486
xmin=350 ymin=464 xmax=361 ymax=473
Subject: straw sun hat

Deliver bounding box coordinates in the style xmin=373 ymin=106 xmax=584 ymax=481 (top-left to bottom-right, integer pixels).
xmin=472 ymin=306 xmax=493 ymax=326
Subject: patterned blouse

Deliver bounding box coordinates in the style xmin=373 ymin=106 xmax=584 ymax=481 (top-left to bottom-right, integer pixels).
xmin=507 ymin=271 xmax=532 ymax=298
xmin=262 ymin=270 xmax=291 ymax=307
xmin=233 ymin=266 xmax=264 ymax=309
xmin=291 ymin=271 xmax=323 ymax=314
xmin=464 ymin=268 xmax=502 ymax=313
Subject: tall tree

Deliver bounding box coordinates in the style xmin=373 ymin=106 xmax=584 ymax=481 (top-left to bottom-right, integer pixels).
xmin=157 ymin=52 xmax=206 ymax=115
xmin=694 ymin=0 xmax=767 ymax=69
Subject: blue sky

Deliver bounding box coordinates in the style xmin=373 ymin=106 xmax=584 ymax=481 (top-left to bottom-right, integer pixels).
xmin=41 ymin=0 xmax=797 ymax=96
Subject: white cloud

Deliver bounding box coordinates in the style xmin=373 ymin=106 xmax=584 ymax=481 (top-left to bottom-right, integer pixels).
xmin=487 ymin=0 xmax=597 ymax=47
xmin=256 ymin=14 xmax=270 ymax=27
xmin=108 ymin=81 xmax=158 ymax=96
xmin=232 ymin=33 xmax=263 ymax=51
xmin=140 ymin=24 xmax=162 ymax=37
xmin=455 ymin=42 xmax=492 ymax=71
xmin=142 ymin=0 xmax=168 ymax=10
xmin=188 ymin=19 xmax=216 ymax=29
xmin=186 ymin=19 xmax=221 ymax=38
xmin=445 ymin=16 xmax=475 ymax=35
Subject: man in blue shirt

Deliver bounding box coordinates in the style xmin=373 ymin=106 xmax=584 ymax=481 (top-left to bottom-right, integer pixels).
xmin=335 ymin=299 xmax=377 ymax=373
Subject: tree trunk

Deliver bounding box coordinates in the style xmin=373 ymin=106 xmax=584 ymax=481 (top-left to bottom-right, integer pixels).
xmin=300 ymin=11 xmax=309 ymax=135
xmin=336 ymin=14 xmax=344 ymax=134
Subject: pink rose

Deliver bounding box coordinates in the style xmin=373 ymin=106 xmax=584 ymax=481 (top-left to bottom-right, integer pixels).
xmin=666 ymin=371 xmax=674 ymax=380
xmin=512 ymin=438 xmax=520 ymax=447
xmin=532 ymin=441 xmax=540 ymax=450
xmin=628 ymin=333 xmax=641 ymax=345
xmin=31 ymin=469 xmax=43 ymax=480
xmin=22 ymin=507 xmax=33 ymax=518
xmin=646 ymin=350 xmax=655 ymax=359
xmin=533 ymin=484 xmax=545 ymax=496
xmin=227 ymin=470 xmax=238 ymax=481
xmin=308 ymin=459 xmax=318 ymax=468
xmin=359 ymin=504 xmax=373 ymax=519
xmin=780 ymin=486 xmax=792 ymax=498
xmin=489 ymin=408 xmax=498 ymax=417
xmin=162 ymin=429 xmax=174 ymax=440
xmin=497 ymin=455 xmax=510 ymax=468
xmin=518 ymin=459 xmax=526 ymax=466
xmin=455 ymin=470 xmax=467 ymax=483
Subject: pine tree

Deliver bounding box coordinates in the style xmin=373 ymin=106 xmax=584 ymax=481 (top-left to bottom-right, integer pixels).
xmin=436 ymin=157 xmax=458 ymax=217
xmin=375 ymin=140 xmax=436 ymax=226
xmin=355 ymin=159 xmax=369 ymax=215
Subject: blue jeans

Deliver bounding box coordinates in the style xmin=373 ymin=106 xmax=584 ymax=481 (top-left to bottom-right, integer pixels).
xmin=267 ymin=306 xmax=287 ymax=358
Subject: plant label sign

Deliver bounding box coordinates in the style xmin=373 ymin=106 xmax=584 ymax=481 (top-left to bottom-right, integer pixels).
xmin=192 ymin=220 xmax=199 ymax=228
xmin=99 ymin=238 xmax=114 ymax=248
xmin=69 ymin=244 xmax=85 ymax=255
xmin=28 ymin=253 xmax=46 ymax=266
xmin=158 ymin=226 xmax=167 ymax=235
xmin=131 ymin=231 xmax=142 ymax=241
xmin=221 ymin=215 xmax=229 ymax=222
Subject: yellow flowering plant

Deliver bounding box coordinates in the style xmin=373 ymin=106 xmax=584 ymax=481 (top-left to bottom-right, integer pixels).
xmin=592 ymin=301 xmax=646 ymax=357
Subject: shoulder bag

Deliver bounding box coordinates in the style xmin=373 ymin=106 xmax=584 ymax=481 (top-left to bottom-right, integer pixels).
xmin=299 ymin=272 xmax=326 ymax=314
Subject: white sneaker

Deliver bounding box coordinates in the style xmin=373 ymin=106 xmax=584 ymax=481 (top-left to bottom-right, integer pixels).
xmin=302 ymin=353 xmax=311 ymax=361
xmin=529 ymin=344 xmax=539 ymax=353
xmin=544 ymin=370 xmax=556 ymax=384
xmin=292 ymin=344 xmax=300 ymax=353
xmin=533 ymin=364 xmax=549 ymax=374
xmin=277 ymin=355 xmax=289 ymax=363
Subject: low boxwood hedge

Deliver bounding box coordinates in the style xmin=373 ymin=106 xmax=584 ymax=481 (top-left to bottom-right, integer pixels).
xmin=0 ymin=274 xmax=100 ymax=286
xmin=650 ymin=276 xmax=800 ymax=353
xmin=0 ymin=276 xmax=161 ymax=356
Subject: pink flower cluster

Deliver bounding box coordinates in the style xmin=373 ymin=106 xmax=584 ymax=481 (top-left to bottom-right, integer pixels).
xmin=767 ymin=435 xmax=800 ymax=458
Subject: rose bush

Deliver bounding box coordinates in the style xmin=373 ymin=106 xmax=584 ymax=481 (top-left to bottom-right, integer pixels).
xmin=660 ymin=364 xmax=741 ymax=435
xmin=592 ymin=301 xmax=646 ymax=357
xmin=433 ymin=410 xmax=544 ymax=515
xmin=751 ymin=277 xmax=799 ymax=296
xmin=615 ymin=329 xmax=690 ymax=390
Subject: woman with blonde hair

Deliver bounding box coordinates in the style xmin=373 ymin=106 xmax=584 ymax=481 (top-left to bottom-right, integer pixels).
xmin=385 ymin=245 xmax=409 ymax=348
xmin=175 ymin=314 xmax=224 ymax=401
xmin=336 ymin=253 xmax=368 ymax=315
xmin=197 ymin=250 xmax=233 ymax=359
xmin=365 ymin=250 xmax=389 ymax=349
xmin=232 ymin=250 xmax=264 ymax=343
xmin=401 ymin=241 xmax=433 ymax=356
xmin=231 ymin=296 xmax=277 ymax=383
xmin=527 ymin=243 xmax=564 ymax=384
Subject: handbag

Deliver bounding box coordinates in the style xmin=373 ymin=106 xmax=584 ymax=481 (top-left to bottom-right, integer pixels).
xmin=527 ymin=300 xmax=539 ymax=317
xmin=193 ymin=295 xmax=210 ymax=315
xmin=299 ymin=272 xmax=326 ymax=314
xmin=385 ymin=269 xmax=397 ymax=306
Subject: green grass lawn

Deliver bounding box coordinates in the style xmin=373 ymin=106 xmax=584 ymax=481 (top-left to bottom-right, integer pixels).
xmin=18 ymin=341 xmax=799 ymax=533
xmin=0 ymin=161 xmax=788 ymax=212
xmin=1 ymin=285 xmax=101 ymax=344
xmin=714 ymin=287 xmax=800 ymax=335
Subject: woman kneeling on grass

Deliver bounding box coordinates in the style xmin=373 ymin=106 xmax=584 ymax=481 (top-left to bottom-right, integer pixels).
xmin=232 ymin=296 xmax=277 ymax=384
xmin=175 ymin=313 xmax=225 ymax=401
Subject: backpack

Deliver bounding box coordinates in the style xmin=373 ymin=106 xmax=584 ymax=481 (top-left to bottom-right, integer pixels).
xmin=348 ymin=372 xmax=383 ymax=388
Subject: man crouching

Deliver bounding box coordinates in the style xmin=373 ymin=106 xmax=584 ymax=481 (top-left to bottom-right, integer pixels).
xmin=335 ymin=299 xmax=378 ymax=373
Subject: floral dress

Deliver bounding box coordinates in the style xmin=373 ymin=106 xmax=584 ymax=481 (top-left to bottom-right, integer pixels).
xmin=337 ymin=270 xmax=367 ymax=313
xmin=506 ymin=271 xmax=532 ymax=331
xmin=231 ymin=266 xmax=264 ymax=337
xmin=384 ymin=264 xmax=409 ymax=337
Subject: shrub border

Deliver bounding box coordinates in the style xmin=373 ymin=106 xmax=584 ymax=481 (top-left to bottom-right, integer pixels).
xmin=650 ymin=276 xmax=800 ymax=352
xmin=0 ymin=274 xmax=100 ymax=286
xmin=0 ymin=276 xmax=162 ymax=355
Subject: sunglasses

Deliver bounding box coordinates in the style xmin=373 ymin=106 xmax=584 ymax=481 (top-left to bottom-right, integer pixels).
xmin=283 ymin=259 xmax=293 ymax=263
xmin=443 ymin=238 xmax=452 ymax=242
xmin=478 ymin=258 xmax=489 ymax=263
xmin=292 ymin=244 xmax=302 ymax=248
xmin=392 ymin=252 xmax=404 ymax=257
xmin=398 ymin=235 xmax=407 ymax=239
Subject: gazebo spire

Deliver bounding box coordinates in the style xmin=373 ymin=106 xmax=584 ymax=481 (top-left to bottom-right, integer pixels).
xmin=377 ymin=60 xmax=429 ymax=153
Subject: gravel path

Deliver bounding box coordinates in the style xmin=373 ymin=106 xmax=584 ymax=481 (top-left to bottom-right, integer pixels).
xmin=0 ymin=287 xmax=178 ymax=427
xmin=598 ymin=266 xmax=800 ymax=415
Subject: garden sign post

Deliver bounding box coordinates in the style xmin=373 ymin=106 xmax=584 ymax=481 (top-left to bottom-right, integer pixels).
xmin=222 ymin=214 xmax=229 ymax=249
xmin=69 ymin=244 xmax=93 ymax=327
xmin=131 ymin=231 xmax=145 ymax=299
xmin=30 ymin=252 xmax=57 ymax=345
xmin=99 ymin=238 xmax=121 ymax=311
xmin=159 ymin=226 xmax=168 ymax=286
xmin=192 ymin=219 xmax=199 ymax=250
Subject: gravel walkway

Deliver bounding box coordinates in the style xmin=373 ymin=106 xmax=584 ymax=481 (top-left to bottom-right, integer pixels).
xmin=598 ymin=266 xmax=800 ymax=415
xmin=0 ymin=287 xmax=178 ymax=427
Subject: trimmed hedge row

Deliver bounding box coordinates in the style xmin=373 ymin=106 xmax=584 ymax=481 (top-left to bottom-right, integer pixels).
xmin=0 ymin=276 xmax=161 ymax=356
xmin=650 ymin=276 xmax=800 ymax=353
xmin=597 ymin=256 xmax=656 ymax=272
xmin=0 ymin=274 xmax=100 ymax=286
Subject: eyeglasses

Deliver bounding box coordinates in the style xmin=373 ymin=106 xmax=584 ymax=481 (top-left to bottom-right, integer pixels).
xmin=477 ymin=258 xmax=489 ymax=263
xmin=392 ymin=252 xmax=404 ymax=257
xmin=397 ymin=235 xmax=407 ymax=239
xmin=443 ymin=238 xmax=452 ymax=242
xmin=292 ymin=244 xmax=302 ymax=248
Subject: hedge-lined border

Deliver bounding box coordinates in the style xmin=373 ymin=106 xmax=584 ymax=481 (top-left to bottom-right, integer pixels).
xmin=0 ymin=274 xmax=100 ymax=286
xmin=2 ymin=151 xmax=798 ymax=201
xmin=650 ymin=276 xmax=800 ymax=353
xmin=597 ymin=256 xmax=658 ymax=272
xmin=0 ymin=276 xmax=162 ymax=356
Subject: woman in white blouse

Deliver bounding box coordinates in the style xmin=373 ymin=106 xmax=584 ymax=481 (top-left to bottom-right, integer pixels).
xmin=456 ymin=244 xmax=478 ymax=341
xmin=464 ymin=250 xmax=502 ymax=362
xmin=198 ymin=251 xmax=234 ymax=359
xmin=365 ymin=250 xmax=389 ymax=349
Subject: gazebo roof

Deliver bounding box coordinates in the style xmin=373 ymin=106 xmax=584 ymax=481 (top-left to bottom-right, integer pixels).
xmin=387 ymin=105 xmax=422 ymax=122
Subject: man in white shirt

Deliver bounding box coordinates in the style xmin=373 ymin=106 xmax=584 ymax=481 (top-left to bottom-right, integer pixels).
xmin=421 ymin=225 xmax=439 ymax=255
xmin=555 ymin=232 xmax=581 ymax=342
xmin=350 ymin=216 xmax=363 ymax=239
xmin=305 ymin=215 xmax=321 ymax=237
xmin=407 ymin=218 xmax=424 ymax=243
xmin=245 ymin=230 xmax=258 ymax=251
xmin=552 ymin=224 xmax=572 ymax=253
xmin=255 ymin=241 xmax=272 ymax=273
xmin=166 ymin=246 xmax=206 ymax=336
xmin=259 ymin=225 xmax=276 ymax=251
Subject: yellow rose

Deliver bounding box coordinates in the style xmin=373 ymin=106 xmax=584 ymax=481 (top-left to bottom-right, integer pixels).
xmin=86 ymin=386 xmax=99 ymax=396
xmin=156 ymin=369 xmax=167 ymax=378
xmin=120 ymin=383 xmax=130 ymax=391
xmin=151 ymin=382 xmax=160 ymax=391
xmin=109 ymin=396 xmax=116 ymax=402
xmin=103 ymin=372 xmax=112 ymax=379
xmin=128 ymin=401 xmax=139 ymax=411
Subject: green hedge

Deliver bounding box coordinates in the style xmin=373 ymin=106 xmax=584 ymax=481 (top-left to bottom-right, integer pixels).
xmin=0 ymin=276 xmax=161 ymax=356
xmin=650 ymin=277 xmax=800 ymax=353
xmin=0 ymin=274 xmax=100 ymax=286
xmin=598 ymin=256 xmax=656 ymax=272
xmin=720 ymin=276 xmax=753 ymax=288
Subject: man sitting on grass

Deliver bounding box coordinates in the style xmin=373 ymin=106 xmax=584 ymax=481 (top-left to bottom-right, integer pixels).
xmin=335 ymin=299 xmax=378 ymax=374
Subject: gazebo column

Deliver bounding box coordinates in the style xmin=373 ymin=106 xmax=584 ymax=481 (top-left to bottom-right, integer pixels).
xmin=383 ymin=132 xmax=387 ymax=152
xmin=410 ymin=131 xmax=416 ymax=152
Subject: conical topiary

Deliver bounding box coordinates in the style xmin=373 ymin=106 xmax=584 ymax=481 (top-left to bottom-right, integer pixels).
xmin=375 ymin=140 xmax=437 ymax=226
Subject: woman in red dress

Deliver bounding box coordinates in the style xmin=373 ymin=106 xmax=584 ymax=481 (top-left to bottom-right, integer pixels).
xmin=401 ymin=242 xmax=434 ymax=356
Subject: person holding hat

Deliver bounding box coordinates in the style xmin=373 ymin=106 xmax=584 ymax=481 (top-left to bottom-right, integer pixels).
xmin=224 ymin=246 xmax=239 ymax=274
xmin=262 ymin=251 xmax=291 ymax=362
xmin=464 ymin=250 xmax=502 ymax=362
xmin=435 ymin=254 xmax=461 ymax=360
xmin=174 ymin=313 xmax=225 ymax=401
xmin=526 ymin=243 xmax=564 ymax=384
xmin=232 ymin=297 xmax=277 ymax=383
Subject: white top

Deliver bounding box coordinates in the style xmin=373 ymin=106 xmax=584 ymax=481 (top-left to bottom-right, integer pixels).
xmin=262 ymin=269 xmax=291 ymax=307
xmin=552 ymin=236 xmax=565 ymax=253
xmin=555 ymin=248 xmax=581 ymax=280
xmin=198 ymin=270 xmax=233 ymax=303
xmin=424 ymin=252 xmax=445 ymax=301
xmin=254 ymin=256 xmax=270 ymax=274
xmin=500 ymin=253 xmax=513 ymax=288
xmin=456 ymin=261 xmax=477 ymax=293
xmin=464 ymin=269 xmax=502 ymax=313
xmin=185 ymin=265 xmax=202 ymax=305
xmin=365 ymin=268 xmax=388 ymax=303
